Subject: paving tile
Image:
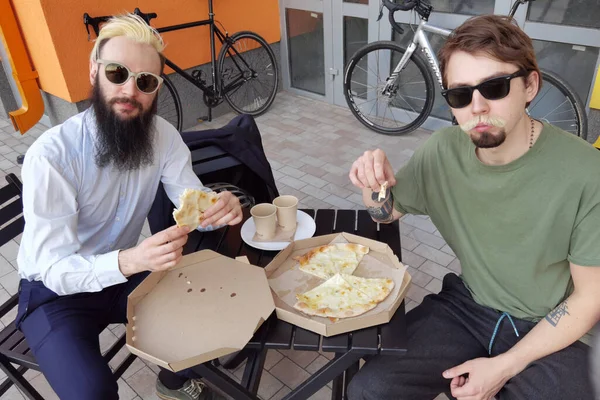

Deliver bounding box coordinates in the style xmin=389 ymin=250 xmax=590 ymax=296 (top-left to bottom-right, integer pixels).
xmin=269 ymin=386 xmax=292 ymax=400
xmin=257 ymin=370 xmax=284 ymax=400
xmin=448 ymin=258 xmax=462 ymax=274
xmin=406 ymin=266 xmax=433 ymax=288
xmin=99 ymin=328 xmax=118 ymax=353
xmin=346 ymin=193 xmax=364 ymax=206
xmin=408 ymin=228 xmax=447 ymax=250
xmin=118 ymin=378 xmax=139 ymax=400
xmin=425 ymin=278 xmax=443 ymax=294
xmin=29 ymin=374 xmax=58 ymax=400
xmin=321 ymin=173 xmax=350 ymax=187
xmin=0 ymin=385 xmax=25 ymax=399
xmin=407 ymin=284 xmax=433 ymax=304
xmin=279 ymin=165 xmax=306 ymax=179
xmin=400 ymin=249 xmax=426 ymax=268
xmin=308 ymin=385 xmax=332 ymax=400
xmin=419 ymin=260 xmax=455 ymax=281
xmin=299 ymin=164 xmax=328 ymax=178
xmin=121 ymin=358 xmax=147 ymax=380
xmin=406 ymin=300 xmax=420 ymax=312
xmin=125 ymin=366 xmax=160 ymax=400
xmin=413 ymin=244 xmax=455 ymax=267
xmin=264 ymin=350 xmax=285 ymax=371
xmin=268 ymin=159 xmax=284 ymax=170
xmin=400 ymin=234 xmax=419 ymax=251
xmin=401 ymin=215 xmax=437 ymax=233
xmin=323 ymin=194 xmax=354 ymax=209
xmin=300 ymin=174 xmax=328 ymax=189
xmin=278 ymin=349 xmax=319 ymax=369
xmin=301 ymin=197 xmax=333 ymax=210
xmin=399 ymin=222 xmax=415 ymax=235
xmin=0 ymin=240 xmax=19 ymax=261
xmin=441 ymin=244 xmax=456 ymax=257
xmin=0 ymin=270 xmax=20 ymax=295
xmin=279 ymin=175 xmax=306 ymax=190
xmin=300 ymin=184 xmax=330 ymax=200
xmin=0 ymin=255 xmax=16 ymax=277
xmin=321 ymin=183 xmax=353 ymax=199
xmin=301 ymin=155 xmax=326 ymax=167
xmin=305 ymin=355 xmax=330 ymax=375
xmin=270 ymin=357 xmax=311 ymax=389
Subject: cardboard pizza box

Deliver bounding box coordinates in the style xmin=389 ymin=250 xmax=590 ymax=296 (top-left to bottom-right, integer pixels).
xmin=264 ymin=232 xmax=412 ymax=337
xmin=126 ymin=250 xmax=275 ymax=372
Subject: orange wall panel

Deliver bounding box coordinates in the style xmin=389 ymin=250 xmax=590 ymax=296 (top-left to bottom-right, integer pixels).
xmin=12 ymin=0 xmax=280 ymax=103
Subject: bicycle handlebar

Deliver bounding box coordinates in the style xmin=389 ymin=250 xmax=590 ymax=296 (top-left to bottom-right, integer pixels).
xmin=382 ymin=0 xmax=417 ymax=12
xmin=133 ymin=8 xmax=158 ymax=25
xmin=83 ymin=9 xmax=158 ymax=40
xmin=379 ymin=0 xmax=415 ymax=34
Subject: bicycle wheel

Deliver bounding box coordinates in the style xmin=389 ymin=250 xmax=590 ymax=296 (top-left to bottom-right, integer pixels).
xmin=344 ymin=41 xmax=435 ymax=135
xmin=156 ymin=74 xmax=183 ymax=132
xmin=528 ymin=69 xmax=587 ymax=140
xmin=218 ymin=31 xmax=279 ymax=116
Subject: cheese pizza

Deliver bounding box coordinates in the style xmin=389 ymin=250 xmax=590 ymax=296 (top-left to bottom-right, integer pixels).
xmin=293 ymin=243 xmax=369 ymax=280
xmin=172 ymin=188 xmax=219 ymax=230
xmin=293 ymin=273 xmax=394 ymax=319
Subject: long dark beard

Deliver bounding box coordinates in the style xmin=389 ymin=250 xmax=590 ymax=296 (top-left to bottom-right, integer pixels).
xmin=471 ymin=130 xmax=506 ymax=149
xmin=91 ymin=80 xmax=157 ymax=172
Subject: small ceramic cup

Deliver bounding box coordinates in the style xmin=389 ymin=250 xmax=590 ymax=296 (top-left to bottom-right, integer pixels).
xmin=273 ymin=195 xmax=298 ymax=231
xmin=250 ymin=203 xmax=277 ymax=239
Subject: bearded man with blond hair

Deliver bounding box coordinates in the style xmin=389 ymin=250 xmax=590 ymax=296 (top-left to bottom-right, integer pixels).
xmin=16 ymin=14 xmax=237 ymax=400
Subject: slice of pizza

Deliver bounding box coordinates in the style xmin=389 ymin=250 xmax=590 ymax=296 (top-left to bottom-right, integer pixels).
xmin=172 ymin=188 xmax=219 ymax=230
xmin=293 ymin=273 xmax=395 ymax=320
xmin=293 ymin=273 xmax=376 ymax=320
xmin=340 ymin=274 xmax=395 ymax=303
xmin=293 ymin=243 xmax=369 ymax=280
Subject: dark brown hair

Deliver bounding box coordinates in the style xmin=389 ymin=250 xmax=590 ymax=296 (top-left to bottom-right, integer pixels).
xmin=438 ymin=15 xmax=541 ymax=92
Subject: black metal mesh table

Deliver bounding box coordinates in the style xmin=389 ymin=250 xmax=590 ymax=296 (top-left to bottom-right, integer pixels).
xmin=184 ymin=209 xmax=408 ymax=400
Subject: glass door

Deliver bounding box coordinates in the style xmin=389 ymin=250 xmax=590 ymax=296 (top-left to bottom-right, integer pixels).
xmin=280 ymin=0 xmax=380 ymax=106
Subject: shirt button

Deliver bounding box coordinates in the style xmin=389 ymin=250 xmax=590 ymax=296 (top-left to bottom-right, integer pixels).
xmin=116 ymin=217 xmax=120 ymax=222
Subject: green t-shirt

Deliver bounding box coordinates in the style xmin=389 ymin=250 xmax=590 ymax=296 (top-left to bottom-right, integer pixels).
xmin=391 ymin=123 xmax=600 ymax=322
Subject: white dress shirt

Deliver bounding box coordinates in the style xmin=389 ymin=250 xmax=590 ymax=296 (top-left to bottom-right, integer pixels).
xmin=17 ymin=109 xmax=212 ymax=295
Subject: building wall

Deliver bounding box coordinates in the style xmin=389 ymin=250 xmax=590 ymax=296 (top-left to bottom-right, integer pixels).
xmin=10 ymin=0 xmax=281 ymax=103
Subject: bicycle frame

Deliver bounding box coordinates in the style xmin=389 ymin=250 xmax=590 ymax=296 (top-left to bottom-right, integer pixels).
xmin=383 ymin=0 xmax=527 ymax=95
xmin=383 ymin=19 xmax=450 ymax=95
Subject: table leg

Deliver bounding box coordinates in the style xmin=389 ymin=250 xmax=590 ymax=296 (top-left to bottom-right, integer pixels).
xmin=241 ymin=347 xmax=268 ymax=394
xmin=192 ymin=362 xmax=260 ymax=400
xmin=283 ymin=350 xmax=363 ymax=400
xmin=342 ymin=361 xmax=360 ymax=400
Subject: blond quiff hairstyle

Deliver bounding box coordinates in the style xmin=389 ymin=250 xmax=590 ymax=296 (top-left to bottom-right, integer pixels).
xmin=90 ymin=13 xmax=165 ymax=68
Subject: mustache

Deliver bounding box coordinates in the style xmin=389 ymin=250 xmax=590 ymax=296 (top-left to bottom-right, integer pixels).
xmin=109 ymin=97 xmax=143 ymax=111
xmin=460 ymin=116 xmax=506 ymax=132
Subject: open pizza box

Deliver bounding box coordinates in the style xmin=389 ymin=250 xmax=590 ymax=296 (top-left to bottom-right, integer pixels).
xmin=264 ymin=232 xmax=412 ymax=337
xmin=125 ymin=251 xmax=274 ymax=372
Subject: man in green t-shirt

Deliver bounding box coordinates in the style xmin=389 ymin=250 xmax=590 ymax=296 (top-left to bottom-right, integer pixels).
xmin=347 ymin=14 xmax=600 ymax=400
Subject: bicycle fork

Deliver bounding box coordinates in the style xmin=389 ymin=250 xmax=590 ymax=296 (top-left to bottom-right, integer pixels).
xmin=381 ymin=42 xmax=418 ymax=96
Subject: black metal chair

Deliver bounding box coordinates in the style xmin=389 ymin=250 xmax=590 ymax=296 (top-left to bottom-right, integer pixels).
xmin=0 ymin=173 xmax=137 ymax=399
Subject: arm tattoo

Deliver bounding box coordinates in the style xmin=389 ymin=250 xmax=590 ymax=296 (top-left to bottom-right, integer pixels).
xmin=367 ymin=189 xmax=394 ymax=223
xmin=545 ymin=300 xmax=570 ymax=327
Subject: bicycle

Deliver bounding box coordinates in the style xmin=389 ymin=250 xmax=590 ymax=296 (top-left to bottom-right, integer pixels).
xmin=343 ymin=0 xmax=588 ymax=138
xmin=83 ymin=0 xmax=279 ymax=132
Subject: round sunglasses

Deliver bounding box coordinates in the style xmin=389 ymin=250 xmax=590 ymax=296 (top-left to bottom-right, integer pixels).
xmin=441 ymin=70 xmax=528 ymax=109
xmin=96 ymin=59 xmax=163 ymax=94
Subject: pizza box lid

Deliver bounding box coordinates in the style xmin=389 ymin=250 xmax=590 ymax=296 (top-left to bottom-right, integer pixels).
xmin=126 ymin=251 xmax=275 ymax=372
xmin=264 ymin=232 xmax=412 ymax=337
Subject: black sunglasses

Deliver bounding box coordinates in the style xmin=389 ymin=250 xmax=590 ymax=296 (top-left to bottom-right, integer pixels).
xmin=96 ymin=59 xmax=163 ymax=94
xmin=441 ymin=70 xmax=528 ymax=109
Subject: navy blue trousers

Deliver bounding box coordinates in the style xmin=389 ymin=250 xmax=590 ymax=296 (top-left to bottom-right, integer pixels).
xmin=16 ymin=273 xmax=194 ymax=400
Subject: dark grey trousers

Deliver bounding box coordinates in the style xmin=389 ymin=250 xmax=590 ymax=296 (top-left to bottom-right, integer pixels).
xmin=347 ymin=273 xmax=594 ymax=400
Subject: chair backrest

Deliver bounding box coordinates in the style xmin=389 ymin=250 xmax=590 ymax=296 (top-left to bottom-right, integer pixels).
xmin=0 ymin=174 xmax=24 ymax=248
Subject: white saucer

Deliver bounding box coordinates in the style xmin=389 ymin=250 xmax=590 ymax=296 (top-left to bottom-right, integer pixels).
xmin=241 ymin=210 xmax=316 ymax=251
